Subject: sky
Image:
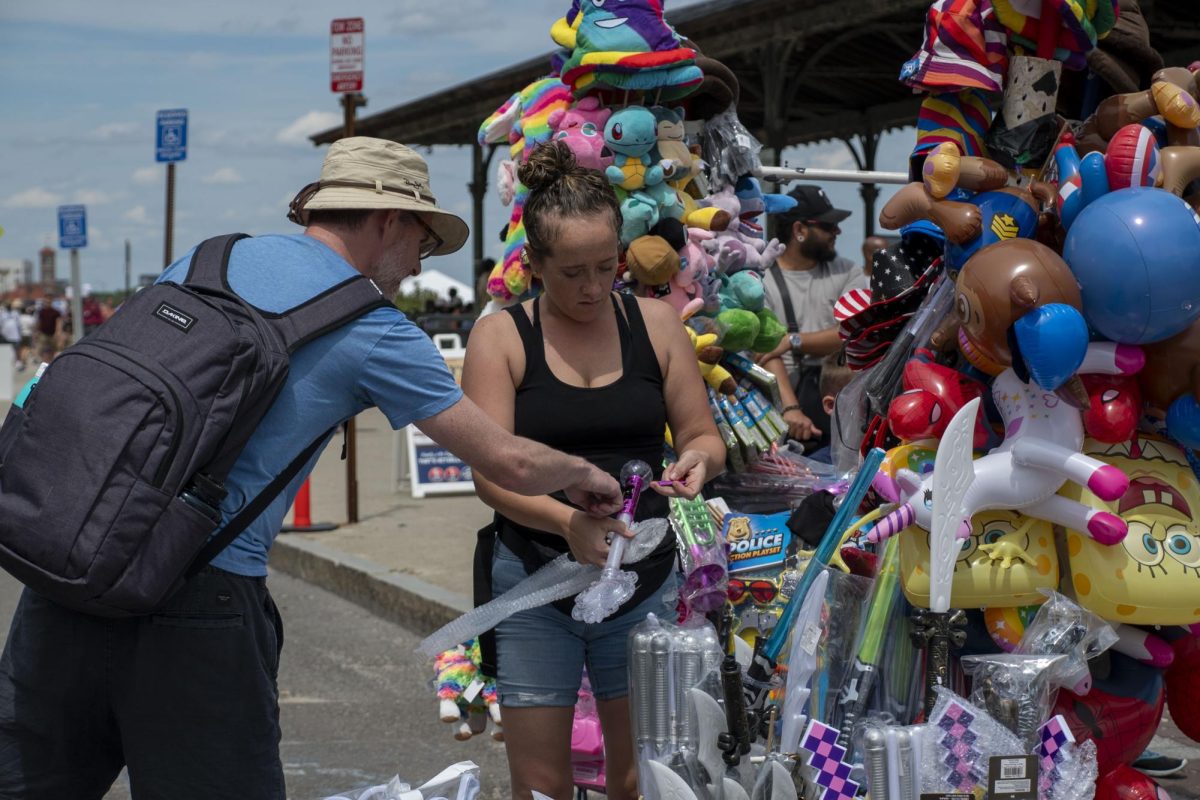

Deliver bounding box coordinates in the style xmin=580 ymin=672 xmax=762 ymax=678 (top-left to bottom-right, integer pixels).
xmin=0 ymin=0 xmax=916 ymax=296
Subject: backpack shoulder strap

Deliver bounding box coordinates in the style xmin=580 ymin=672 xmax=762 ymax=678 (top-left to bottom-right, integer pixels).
xmin=270 ymin=275 xmax=393 ymax=354
xmin=183 ymin=233 xmax=250 ymax=290
xmin=768 ymin=263 xmax=800 ymax=333
xmin=186 ymin=426 xmax=334 ymax=576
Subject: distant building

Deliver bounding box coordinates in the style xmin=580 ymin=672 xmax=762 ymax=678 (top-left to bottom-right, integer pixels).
xmin=0 ymin=259 xmax=22 ymax=293
xmin=39 ymin=246 xmax=56 ymax=292
xmin=22 ymin=259 xmax=33 ymax=288
xmin=138 ymin=273 xmax=158 ymax=288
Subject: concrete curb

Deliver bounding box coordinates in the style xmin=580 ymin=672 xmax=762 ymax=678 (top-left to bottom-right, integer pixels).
xmin=269 ymin=534 xmax=471 ymax=635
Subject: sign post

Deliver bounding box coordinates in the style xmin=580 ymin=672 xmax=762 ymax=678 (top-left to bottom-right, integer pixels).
xmin=57 ymin=205 xmax=87 ymax=344
xmin=156 ymin=108 xmax=188 ymax=268
xmin=332 ymin=17 xmax=368 ymax=522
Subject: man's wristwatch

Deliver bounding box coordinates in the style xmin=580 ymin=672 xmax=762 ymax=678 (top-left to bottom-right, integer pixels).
xmin=788 ymin=332 xmax=803 ymax=352
xmin=780 ymin=404 xmax=802 ymax=414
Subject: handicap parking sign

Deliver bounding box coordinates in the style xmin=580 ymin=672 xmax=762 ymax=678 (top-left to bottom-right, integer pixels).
xmin=57 ymin=205 xmax=87 ymax=249
xmin=156 ymin=108 xmax=188 ymax=163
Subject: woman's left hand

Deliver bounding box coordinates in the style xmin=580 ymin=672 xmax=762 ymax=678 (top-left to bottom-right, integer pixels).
xmin=651 ymin=450 xmax=708 ymax=500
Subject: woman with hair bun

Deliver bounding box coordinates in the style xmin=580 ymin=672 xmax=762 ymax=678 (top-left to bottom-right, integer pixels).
xmin=463 ymin=139 xmax=725 ymax=800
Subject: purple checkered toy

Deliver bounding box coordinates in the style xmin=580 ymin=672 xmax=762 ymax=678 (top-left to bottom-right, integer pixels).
xmin=801 ymin=720 xmax=861 ymax=800
xmin=935 ymin=701 xmax=986 ymax=791
xmin=1035 ymin=715 xmax=1075 ymax=795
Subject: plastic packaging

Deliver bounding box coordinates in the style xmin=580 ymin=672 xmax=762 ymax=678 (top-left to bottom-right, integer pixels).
xmin=573 ymin=460 xmax=654 ymax=624
xmin=323 ymin=760 xmax=481 ymax=800
xmin=671 ymin=495 xmax=729 ymax=616
xmin=920 ymin=687 xmax=1024 ymax=796
xmin=959 ymin=654 xmax=1066 ymax=750
xmin=701 ymin=107 xmax=763 ymax=191
xmin=628 ymin=613 xmax=726 ymax=800
xmin=417 ymin=518 xmax=668 ymax=657
xmin=1014 ymin=589 xmax=1118 ymax=695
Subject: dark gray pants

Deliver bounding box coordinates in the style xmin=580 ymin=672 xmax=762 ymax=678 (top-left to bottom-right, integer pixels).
xmin=0 ymin=567 xmax=285 ymax=800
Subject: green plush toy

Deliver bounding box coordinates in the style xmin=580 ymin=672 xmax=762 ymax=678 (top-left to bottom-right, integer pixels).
xmin=752 ymin=309 xmax=786 ymax=353
xmin=714 ymin=308 xmax=760 ymax=352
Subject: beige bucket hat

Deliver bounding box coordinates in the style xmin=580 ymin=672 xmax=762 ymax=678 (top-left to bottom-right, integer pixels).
xmin=288 ymin=137 xmax=468 ymax=257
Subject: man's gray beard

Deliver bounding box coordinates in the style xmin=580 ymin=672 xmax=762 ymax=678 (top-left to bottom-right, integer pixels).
xmin=372 ymin=249 xmax=408 ymax=300
xmin=799 ymin=237 xmax=837 ymax=264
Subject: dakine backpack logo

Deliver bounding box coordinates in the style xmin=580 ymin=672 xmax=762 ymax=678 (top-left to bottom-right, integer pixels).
xmin=0 ymin=234 xmax=389 ymax=616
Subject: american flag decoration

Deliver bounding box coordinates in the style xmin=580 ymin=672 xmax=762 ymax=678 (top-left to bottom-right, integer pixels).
xmin=800 ymin=719 xmax=860 ymax=800
xmin=833 ymin=288 xmax=873 ymax=323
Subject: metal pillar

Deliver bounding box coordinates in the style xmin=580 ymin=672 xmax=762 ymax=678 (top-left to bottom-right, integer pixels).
xmin=469 ymin=141 xmax=497 ymax=285
xmin=339 ymin=91 xmax=366 ymax=525
xmin=843 ymin=127 xmax=882 ymax=239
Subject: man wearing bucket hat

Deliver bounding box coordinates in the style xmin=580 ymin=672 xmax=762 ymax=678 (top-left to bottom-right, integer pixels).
xmin=756 ymin=185 xmax=867 ymax=448
xmin=0 ymin=137 xmax=625 ymax=800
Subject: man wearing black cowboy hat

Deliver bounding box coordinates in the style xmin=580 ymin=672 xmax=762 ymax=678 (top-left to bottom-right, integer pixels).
xmin=756 ymin=185 xmax=867 ymax=448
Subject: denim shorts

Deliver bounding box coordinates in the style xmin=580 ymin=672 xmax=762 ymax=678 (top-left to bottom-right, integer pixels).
xmin=491 ymin=541 xmax=678 ymax=708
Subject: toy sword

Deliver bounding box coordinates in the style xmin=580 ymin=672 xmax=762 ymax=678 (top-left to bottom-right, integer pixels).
xmin=744 ymin=448 xmax=887 ymax=723
xmin=778 ymin=568 xmax=830 ymax=756
xmin=912 ymin=398 xmax=978 ymax=716
xmin=832 ymin=535 xmax=902 ymax=748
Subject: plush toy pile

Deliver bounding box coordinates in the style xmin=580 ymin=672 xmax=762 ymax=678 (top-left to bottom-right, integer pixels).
xmin=439 ymin=3 xmax=1200 ymax=799
xmin=478 ymin=0 xmax=803 ymax=473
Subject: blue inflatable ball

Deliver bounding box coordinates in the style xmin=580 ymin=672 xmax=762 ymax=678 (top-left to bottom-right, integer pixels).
xmin=1167 ymin=395 xmax=1200 ymax=450
xmin=1013 ymin=303 xmax=1089 ymax=391
xmin=1064 ymin=188 xmax=1200 ymax=344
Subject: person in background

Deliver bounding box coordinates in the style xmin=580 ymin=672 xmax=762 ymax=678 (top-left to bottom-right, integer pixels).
xmin=0 ymin=302 xmax=22 ymax=371
xmin=17 ymin=304 xmax=34 ymax=367
xmin=81 ymin=294 xmax=104 ymax=337
xmin=806 ymin=352 xmax=854 ymax=464
xmin=861 ymin=235 xmax=889 ymax=279
xmin=756 ymin=185 xmax=868 ymax=451
xmin=34 ymin=296 xmax=62 ymax=362
xmin=462 ymin=140 xmax=726 ymax=800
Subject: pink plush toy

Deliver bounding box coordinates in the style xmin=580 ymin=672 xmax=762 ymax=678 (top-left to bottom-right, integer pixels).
xmin=552 ymin=123 xmax=611 ymax=171
xmin=700 ymin=187 xmax=785 ymax=274
xmin=548 ymin=96 xmax=612 ymax=135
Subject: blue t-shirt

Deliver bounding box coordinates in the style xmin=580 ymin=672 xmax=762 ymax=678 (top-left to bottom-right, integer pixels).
xmin=159 ymin=234 xmax=462 ymax=576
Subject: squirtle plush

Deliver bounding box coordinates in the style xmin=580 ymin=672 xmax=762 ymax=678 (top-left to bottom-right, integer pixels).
xmin=604 ymin=106 xmax=665 ymax=192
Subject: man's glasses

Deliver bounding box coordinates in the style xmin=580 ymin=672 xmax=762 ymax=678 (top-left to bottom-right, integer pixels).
xmin=727 ymin=578 xmax=779 ymax=605
xmin=413 ymin=214 xmax=443 ymax=260
xmin=807 ymin=220 xmax=841 ymax=235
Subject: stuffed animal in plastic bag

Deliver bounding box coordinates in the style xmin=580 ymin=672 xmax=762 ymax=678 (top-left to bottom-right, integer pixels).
xmin=433 ymin=639 xmax=502 ymax=742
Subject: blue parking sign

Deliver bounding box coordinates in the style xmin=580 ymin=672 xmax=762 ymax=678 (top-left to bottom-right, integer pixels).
xmin=58 ymin=205 xmax=87 ymax=249
xmin=156 ymin=108 xmax=188 ymax=163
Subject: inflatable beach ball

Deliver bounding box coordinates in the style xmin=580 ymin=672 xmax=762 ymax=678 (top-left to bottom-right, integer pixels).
xmin=1064 ymin=188 xmax=1200 ymax=344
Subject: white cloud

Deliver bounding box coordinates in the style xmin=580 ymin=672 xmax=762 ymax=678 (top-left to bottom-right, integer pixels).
xmin=87 ymin=122 xmax=137 ymax=141
xmin=124 ymin=205 xmax=150 ymax=224
xmin=73 ymin=189 xmax=115 ymax=205
xmin=4 ymin=187 xmax=62 ymax=209
xmin=275 ymin=111 xmax=341 ymax=146
xmin=202 ymin=167 xmax=243 ymax=184
xmin=132 ymin=167 xmax=159 ymax=185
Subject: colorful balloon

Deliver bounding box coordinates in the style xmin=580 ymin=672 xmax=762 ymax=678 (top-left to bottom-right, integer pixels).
xmin=1064 ymin=188 xmax=1200 ymax=344
xmin=1105 ymin=124 xmax=1162 ymax=190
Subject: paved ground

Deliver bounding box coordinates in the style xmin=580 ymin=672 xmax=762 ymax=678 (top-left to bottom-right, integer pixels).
xmin=0 ymin=569 xmax=514 ymax=800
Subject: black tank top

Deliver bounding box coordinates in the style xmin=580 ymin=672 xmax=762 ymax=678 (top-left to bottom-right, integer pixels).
xmin=499 ymin=292 xmax=669 ymax=550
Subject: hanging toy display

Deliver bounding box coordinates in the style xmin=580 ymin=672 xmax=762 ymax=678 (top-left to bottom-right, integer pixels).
xmin=419 ymin=3 xmax=1200 ymax=799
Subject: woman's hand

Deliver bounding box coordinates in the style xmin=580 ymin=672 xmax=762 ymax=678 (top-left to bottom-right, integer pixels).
xmin=651 ymin=449 xmax=708 ymax=500
xmin=783 ymin=408 xmax=822 ymax=442
xmin=564 ymin=511 xmax=630 ymax=567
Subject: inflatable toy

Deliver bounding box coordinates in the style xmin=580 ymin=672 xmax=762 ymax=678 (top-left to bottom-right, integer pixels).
xmin=1063 ymin=187 xmax=1200 ymax=345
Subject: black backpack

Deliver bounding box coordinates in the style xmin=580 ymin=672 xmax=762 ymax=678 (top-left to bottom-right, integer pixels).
xmin=0 ymin=233 xmax=390 ymax=617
